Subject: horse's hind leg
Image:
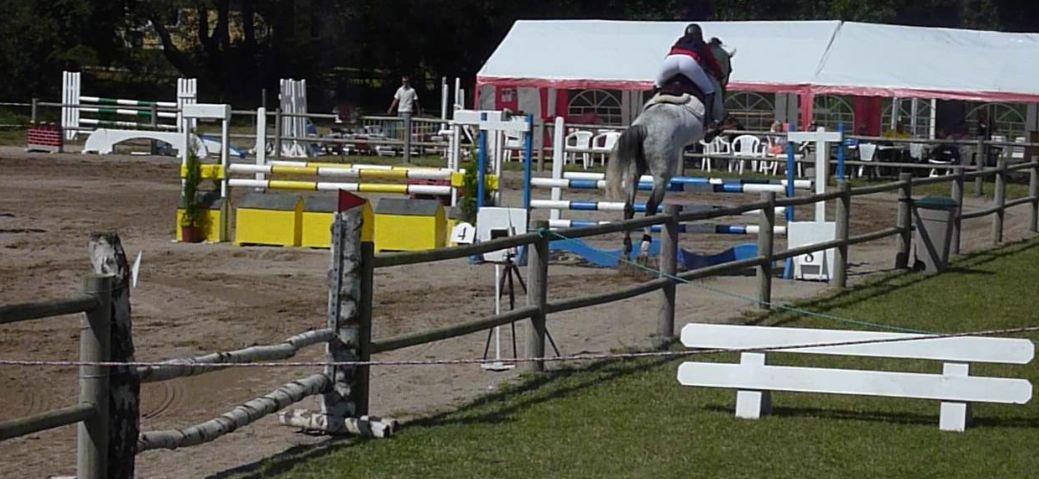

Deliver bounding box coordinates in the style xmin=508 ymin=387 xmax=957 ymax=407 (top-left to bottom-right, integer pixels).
xmin=622 ymin=160 xmax=645 ymax=258
xmin=637 ymin=175 xmax=669 ymax=257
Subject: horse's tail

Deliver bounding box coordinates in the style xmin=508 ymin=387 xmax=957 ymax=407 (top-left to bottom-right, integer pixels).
xmin=606 ymin=124 xmax=646 ymax=201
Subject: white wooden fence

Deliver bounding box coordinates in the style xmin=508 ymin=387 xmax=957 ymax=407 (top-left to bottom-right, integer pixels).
xmin=677 ymin=323 xmax=1035 ymax=431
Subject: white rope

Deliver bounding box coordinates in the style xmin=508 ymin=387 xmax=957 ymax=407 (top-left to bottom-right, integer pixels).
xmin=1 ymin=324 xmax=1035 ymax=369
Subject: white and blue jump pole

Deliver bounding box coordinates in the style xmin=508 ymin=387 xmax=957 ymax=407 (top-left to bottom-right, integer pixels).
xmin=521 ymin=114 xmax=534 ymax=213
xmin=784 ymin=123 xmax=798 ymax=279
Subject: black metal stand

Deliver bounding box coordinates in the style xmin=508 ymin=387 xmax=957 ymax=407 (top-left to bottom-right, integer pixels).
xmin=482 ymin=252 xmax=560 ymax=368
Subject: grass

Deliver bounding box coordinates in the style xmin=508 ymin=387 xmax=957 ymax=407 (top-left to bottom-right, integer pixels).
xmin=231 ymin=239 xmax=1039 ymax=478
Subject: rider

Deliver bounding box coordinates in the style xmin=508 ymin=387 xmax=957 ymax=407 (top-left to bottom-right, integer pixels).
xmin=655 ymin=23 xmax=724 ymax=127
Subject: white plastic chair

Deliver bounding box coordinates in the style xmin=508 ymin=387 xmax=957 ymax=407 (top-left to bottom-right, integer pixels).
xmin=565 ymin=130 xmax=594 ymax=168
xmin=697 ymin=140 xmax=716 ymax=172
xmin=503 ymin=131 xmax=523 ymax=162
xmin=730 ymin=135 xmax=761 ymax=175
xmin=927 ymin=145 xmax=959 ymax=178
xmin=909 ymin=143 xmax=926 ymax=161
xmin=591 ymin=131 xmax=621 ymax=167
xmin=1012 ymin=136 xmax=1027 ymax=160
xmin=857 ymin=143 xmax=878 ymax=178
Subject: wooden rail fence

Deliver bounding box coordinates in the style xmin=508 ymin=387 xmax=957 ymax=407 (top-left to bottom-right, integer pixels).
xmin=1 ymin=158 xmax=1037 ymax=477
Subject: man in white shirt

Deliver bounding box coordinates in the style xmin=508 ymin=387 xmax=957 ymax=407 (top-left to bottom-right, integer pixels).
xmin=387 ymin=76 xmax=420 ymax=118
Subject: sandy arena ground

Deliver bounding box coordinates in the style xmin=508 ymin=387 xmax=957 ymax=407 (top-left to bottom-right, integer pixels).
xmin=0 ymin=147 xmax=1031 ymax=478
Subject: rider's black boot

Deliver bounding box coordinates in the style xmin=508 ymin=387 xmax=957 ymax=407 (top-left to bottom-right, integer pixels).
xmin=703 ymin=92 xmax=717 ymax=127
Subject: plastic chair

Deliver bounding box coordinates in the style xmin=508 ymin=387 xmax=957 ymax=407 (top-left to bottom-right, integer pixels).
xmin=909 ymin=143 xmax=926 ymax=161
xmin=730 ymin=135 xmax=761 ymax=175
xmin=1012 ymin=136 xmax=1027 ymax=160
xmin=927 ymin=144 xmax=960 ymax=177
xmin=857 ymin=143 xmax=878 ymax=178
xmin=591 ymin=131 xmax=621 ymax=167
xmin=503 ymin=131 xmax=523 ymax=162
xmin=565 ymin=130 xmax=594 ymax=168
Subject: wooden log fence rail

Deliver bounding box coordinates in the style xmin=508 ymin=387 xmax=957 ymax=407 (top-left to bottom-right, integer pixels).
xmin=2 ymin=154 xmax=1038 ymax=476
xmin=0 ymin=274 xmax=114 ymax=479
xmin=136 ymin=328 xmax=335 ymax=383
xmin=137 ymin=373 xmax=331 ymax=452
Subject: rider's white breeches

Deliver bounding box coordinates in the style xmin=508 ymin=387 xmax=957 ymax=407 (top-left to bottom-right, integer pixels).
xmin=655 ymin=54 xmax=715 ymax=95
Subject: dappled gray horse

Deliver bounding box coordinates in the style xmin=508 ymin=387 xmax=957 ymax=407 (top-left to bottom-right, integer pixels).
xmin=605 ymin=40 xmax=733 ymax=258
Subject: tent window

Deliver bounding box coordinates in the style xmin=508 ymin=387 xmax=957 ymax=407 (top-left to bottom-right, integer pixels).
xmin=568 ymin=89 xmax=622 ymax=125
xmin=966 ymin=103 xmax=1026 ymax=139
xmin=725 ymin=92 xmax=775 ymax=131
xmin=882 ymin=99 xmax=933 ymax=137
xmin=813 ymin=95 xmax=854 ymax=130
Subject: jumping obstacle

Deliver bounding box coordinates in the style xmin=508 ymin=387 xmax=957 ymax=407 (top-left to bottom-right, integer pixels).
xmin=179 ymin=109 xmax=530 ymax=250
xmin=62 ymin=71 xmax=209 ymax=157
xmin=528 ymin=116 xmax=812 ymax=240
xmin=517 ymin=116 xmax=822 ymax=270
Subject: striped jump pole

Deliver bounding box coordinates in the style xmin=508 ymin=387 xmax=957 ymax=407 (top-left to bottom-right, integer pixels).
xmin=560 ymin=171 xmax=812 ymax=190
xmin=530 ymin=177 xmax=797 ymax=194
xmin=548 ymin=219 xmax=788 ymax=235
xmin=229 ymin=163 xmax=456 ymax=181
xmin=79 ymin=96 xmax=178 ymax=109
xmin=530 ymin=199 xmax=785 ymax=216
xmin=77 ymin=118 xmax=179 ymax=130
xmin=267 ymin=160 xmax=456 ymax=172
xmin=227 ymin=178 xmax=453 ymax=196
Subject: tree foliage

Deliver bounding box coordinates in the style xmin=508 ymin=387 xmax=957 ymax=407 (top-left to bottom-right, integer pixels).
xmin=0 ymin=0 xmax=1035 ymax=106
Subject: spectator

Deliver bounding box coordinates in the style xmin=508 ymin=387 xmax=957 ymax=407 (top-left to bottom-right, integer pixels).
xmin=387 ymin=76 xmax=421 ymax=118
xmin=767 ymin=120 xmax=787 ymax=156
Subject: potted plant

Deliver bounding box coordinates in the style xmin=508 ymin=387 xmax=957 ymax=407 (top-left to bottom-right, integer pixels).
xmin=458 ymin=145 xmax=493 ymax=225
xmin=179 ymin=147 xmax=205 ymax=243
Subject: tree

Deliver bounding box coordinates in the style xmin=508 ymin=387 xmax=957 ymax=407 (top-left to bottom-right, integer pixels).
xmin=0 ymin=0 xmax=128 ymax=100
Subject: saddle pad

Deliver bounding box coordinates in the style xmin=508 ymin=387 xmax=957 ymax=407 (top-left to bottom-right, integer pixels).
xmin=643 ymin=93 xmax=704 ymax=118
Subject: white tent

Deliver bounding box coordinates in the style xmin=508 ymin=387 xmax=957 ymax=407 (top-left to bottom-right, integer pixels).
xmin=477 ymin=20 xmax=840 ymax=93
xmin=813 ymin=22 xmax=1039 ymax=102
xmin=477 ymin=20 xmax=1039 ymax=103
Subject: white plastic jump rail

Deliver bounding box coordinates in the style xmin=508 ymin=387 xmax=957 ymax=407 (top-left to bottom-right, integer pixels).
xmin=561 ymin=172 xmax=813 ymax=190
xmin=677 ymin=323 xmax=1034 ymax=432
xmin=230 ymin=163 xmax=455 ymax=181
xmin=228 ymin=179 xmax=452 ymax=196
xmin=529 ymin=199 xmax=786 ymax=217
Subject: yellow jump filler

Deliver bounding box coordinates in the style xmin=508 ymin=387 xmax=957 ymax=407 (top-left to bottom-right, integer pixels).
xmin=373 ymin=198 xmax=445 ymax=252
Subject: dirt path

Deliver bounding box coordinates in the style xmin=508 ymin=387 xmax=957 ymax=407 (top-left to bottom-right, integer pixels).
xmin=0 ymin=148 xmax=1031 ymax=478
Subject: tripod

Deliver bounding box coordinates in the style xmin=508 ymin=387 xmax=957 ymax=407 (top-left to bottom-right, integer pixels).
xmin=481 ymin=250 xmax=561 ymax=371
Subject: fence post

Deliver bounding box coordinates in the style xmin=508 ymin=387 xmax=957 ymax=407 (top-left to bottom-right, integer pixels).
xmin=951 ymin=156 xmax=965 ymax=255
xmin=527 ymin=220 xmax=550 ymax=372
xmin=833 ymin=182 xmax=851 ymax=289
xmin=403 ymin=114 xmax=412 ymax=164
xmin=149 ymin=103 xmax=159 ymax=155
xmin=536 ymin=120 xmax=546 ymax=173
xmin=325 ymin=206 xmax=364 ymax=422
xmin=974 ymin=139 xmax=986 ymax=197
xmin=31 ymin=97 xmax=38 ymax=124
xmin=88 ymin=233 xmax=137 ymax=479
xmin=78 ymin=274 xmax=113 ymax=479
xmin=658 ymin=205 xmax=679 ymax=347
xmin=1030 ymin=158 xmax=1039 ymax=234
xmin=895 ymin=172 xmax=913 ymax=269
xmin=756 ymin=192 xmax=775 ymax=309
xmin=993 ymin=155 xmax=1007 ymax=245
xmin=273 ymin=108 xmax=283 ymax=162
xmin=356 ymin=241 xmax=374 ymax=417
